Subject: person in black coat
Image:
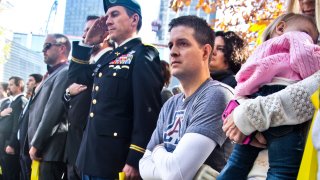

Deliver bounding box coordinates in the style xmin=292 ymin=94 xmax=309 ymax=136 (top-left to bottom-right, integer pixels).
xmin=0 ymin=76 xmax=27 ymax=180
xmin=63 ymin=15 xmax=113 ymax=180
xmin=18 ymin=74 xmax=42 ymax=180
xmin=0 ymin=82 xmax=9 ymax=106
xmin=209 ymin=31 xmax=248 ymax=88
xmin=72 ymin=0 xmax=163 ymax=179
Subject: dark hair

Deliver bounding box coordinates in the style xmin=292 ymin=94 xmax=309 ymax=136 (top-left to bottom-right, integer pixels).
xmin=50 ymin=33 xmax=71 ymax=57
xmin=215 ymin=31 xmax=248 ymax=73
xmin=29 ymin=74 xmax=43 ymax=83
xmin=9 ymin=76 xmax=24 ymax=92
xmin=0 ymin=82 xmax=8 ymax=92
xmin=124 ymin=7 xmax=142 ymax=31
xmin=86 ymin=15 xmax=99 ymax=22
xmin=169 ymin=15 xmax=214 ymax=48
xmin=160 ymin=60 xmax=171 ymax=87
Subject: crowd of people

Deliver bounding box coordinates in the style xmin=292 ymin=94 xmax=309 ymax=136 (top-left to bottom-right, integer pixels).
xmin=0 ymin=0 xmax=319 ymax=179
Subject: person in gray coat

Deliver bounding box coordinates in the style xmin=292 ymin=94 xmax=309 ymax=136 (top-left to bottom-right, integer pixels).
xmin=28 ymin=33 xmax=70 ymax=180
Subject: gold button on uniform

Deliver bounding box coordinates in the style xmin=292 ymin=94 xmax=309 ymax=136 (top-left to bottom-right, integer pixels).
xmin=90 ymin=112 xmax=94 ymax=118
xmin=113 ymin=132 xmax=118 ymax=137
xmin=95 ymin=86 xmax=99 ymax=91
xmin=113 ymin=72 xmax=117 ymax=76
xmin=98 ymin=72 xmax=102 ymax=77
xmin=92 ymin=99 xmax=97 ymax=104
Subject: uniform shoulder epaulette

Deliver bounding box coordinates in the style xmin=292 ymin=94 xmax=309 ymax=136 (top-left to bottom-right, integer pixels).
xmin=142 ymin=42 xmax=156 ymax=49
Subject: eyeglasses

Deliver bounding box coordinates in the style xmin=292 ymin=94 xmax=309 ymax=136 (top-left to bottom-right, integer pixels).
xmin=42 ymin=43 xmax=61 ymax=51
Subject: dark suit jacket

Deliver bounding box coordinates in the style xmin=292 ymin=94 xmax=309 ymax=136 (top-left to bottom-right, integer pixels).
xmin=28 ymin=64 xmax=69 ymax=162
xmin=0 ymin=99 xmax=10 ymax=156
xmin=19 ymin=98 xmax=32 ymax=157
xmin=64 ymin=49 xmax=111 ymax=165
xmin=0 ymin=95 xmax=27 ymax=154
xmin=72 ymin=38 xmax=163 ymax=178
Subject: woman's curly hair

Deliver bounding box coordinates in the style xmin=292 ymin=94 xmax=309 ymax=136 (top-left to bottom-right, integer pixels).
xmin=160 ymin=60 xmax=171 ymax=87
xmin=215 ymin=31 xmax=248 ymax=73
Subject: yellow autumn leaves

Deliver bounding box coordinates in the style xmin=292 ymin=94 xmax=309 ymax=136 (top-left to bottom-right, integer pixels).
xmin=170 ymin=0 xmax=285 ymax=47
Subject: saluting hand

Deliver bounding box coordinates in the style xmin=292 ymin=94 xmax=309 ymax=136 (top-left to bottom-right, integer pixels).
xmin=123 ymin=164 xmax=140 ymax=180
xmin=84 ymin=16 xmax=109 ymax=45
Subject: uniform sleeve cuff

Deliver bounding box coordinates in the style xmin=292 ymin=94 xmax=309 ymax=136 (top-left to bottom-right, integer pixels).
xmin=79 ymin=41 xmax=94 ymax=47
xmin=71 ymin=41 xmax=92 ymax=62
xmin=126 ymin=144 xmax=145 ymax=169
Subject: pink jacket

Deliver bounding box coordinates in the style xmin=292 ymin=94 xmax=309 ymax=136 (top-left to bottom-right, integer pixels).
xmin=235 ymin=31 xmax=320 ymax=96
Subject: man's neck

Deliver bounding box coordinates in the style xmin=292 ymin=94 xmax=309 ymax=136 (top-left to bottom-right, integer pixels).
xmin=116 ymin=31 xmax=138 ymax=47
xmin=48 ymin=58 xmax=67 ymax=67
xmin=11 ymin=92 xmax=23 ymax=100
xmin=180 ymin=73 xmax=210 ymax=98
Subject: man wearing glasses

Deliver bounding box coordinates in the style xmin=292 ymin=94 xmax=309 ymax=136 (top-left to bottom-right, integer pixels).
xmin=28 ymin=33 xmax=70 ymax=179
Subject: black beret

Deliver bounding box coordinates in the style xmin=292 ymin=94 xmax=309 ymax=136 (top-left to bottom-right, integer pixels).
xmin=103 ymin=0 xmax=141 ymax=17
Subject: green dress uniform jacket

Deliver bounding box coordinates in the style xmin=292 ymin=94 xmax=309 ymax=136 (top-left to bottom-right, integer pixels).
xmin=73 ymin=38 xmax=163 ymax=178
xmin=64 ymin=48 xmax=112 ymax=165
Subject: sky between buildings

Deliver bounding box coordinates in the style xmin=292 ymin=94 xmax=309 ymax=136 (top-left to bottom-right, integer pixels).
xmin=1 ymin=0 xmax=160 ymax=43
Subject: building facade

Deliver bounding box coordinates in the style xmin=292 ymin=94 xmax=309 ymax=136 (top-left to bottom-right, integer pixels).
xmin=0 ymin=33 xmax=45 ymax=82
xmin=63 ymin=0 xmax=104 ymax=37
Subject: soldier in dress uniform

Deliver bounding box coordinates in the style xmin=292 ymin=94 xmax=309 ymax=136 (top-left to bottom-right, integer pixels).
xmin=72 ymin=0 xmax=163 ymax=179
xmin=63 ymin=15 xmax=113 ymax=180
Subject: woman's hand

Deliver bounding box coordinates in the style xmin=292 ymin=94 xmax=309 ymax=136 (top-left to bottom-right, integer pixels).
xmin=222 ymin=112 xmax=267 ymax=148
xmin=222 ymin=112 xmax=246 ymax=143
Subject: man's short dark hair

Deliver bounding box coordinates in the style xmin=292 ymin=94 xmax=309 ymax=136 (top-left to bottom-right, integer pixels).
xmin=169 ymin=15 xmax=214 ymax=48
xmin=86 ymin=15 xmax=99 ymax=22
xmin=124 ymin=7 xmax=142 ymax=32
xmin=29 ymin=74 xmax=43 ymax=83
xmin=9 ymin=76 xmax=24 ymax=92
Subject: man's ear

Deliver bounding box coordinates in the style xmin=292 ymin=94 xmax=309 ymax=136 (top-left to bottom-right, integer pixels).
xmin=131 ymin=14 xmax=139 ymax=27
xmin=203 ymin=44 xmax=212 ymax=61
xmin=274 ymin=21 xmax=286 ymax=36
xmin=59 ymin=44 xmax=67 ymax=56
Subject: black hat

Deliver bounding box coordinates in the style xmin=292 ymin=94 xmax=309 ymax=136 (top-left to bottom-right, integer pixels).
xmin=103 ymin=0 xmax=141 ymax=17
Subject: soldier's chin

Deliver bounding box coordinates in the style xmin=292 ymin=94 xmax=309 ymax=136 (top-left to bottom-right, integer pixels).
xmin=109 ymin=35 xmax=121 ymax=44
